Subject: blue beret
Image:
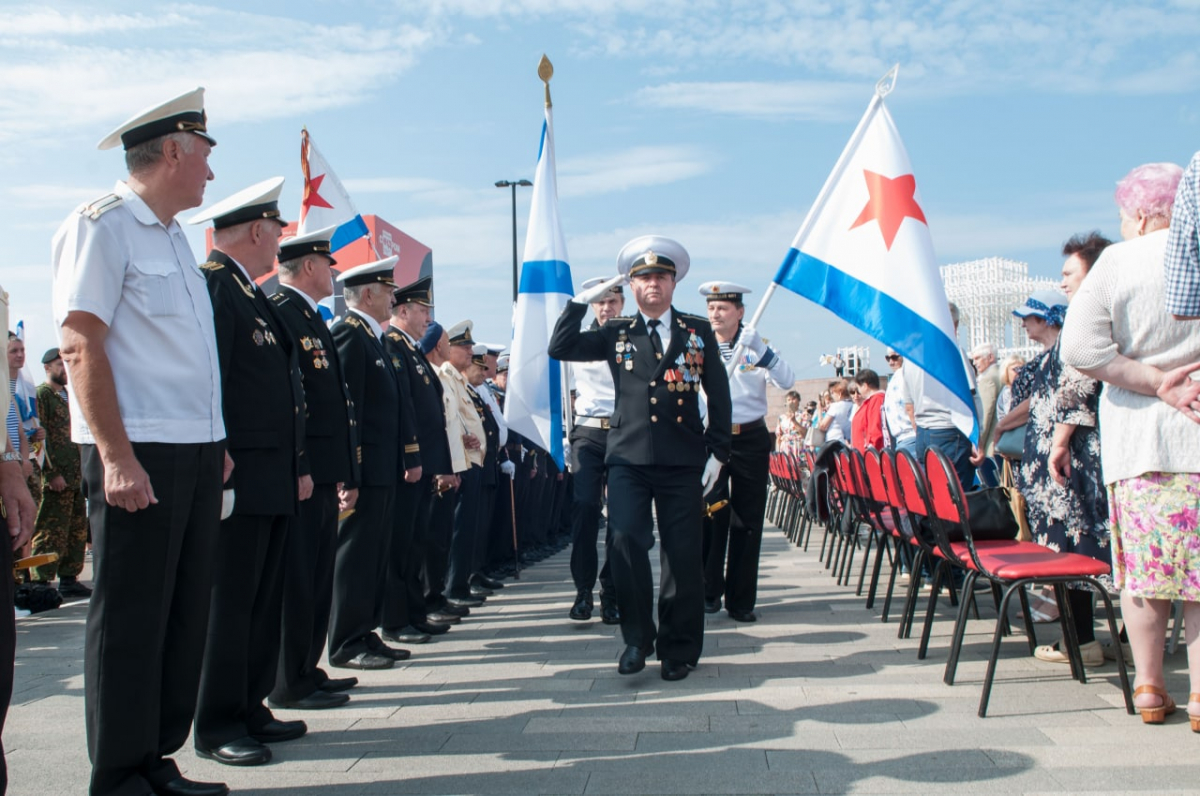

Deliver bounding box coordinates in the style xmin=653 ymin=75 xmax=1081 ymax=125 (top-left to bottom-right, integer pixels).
xmin=419 ymin=321 xmax=444 ymax=354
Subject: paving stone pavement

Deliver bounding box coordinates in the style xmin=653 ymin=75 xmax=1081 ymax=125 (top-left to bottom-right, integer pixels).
xmin=6 ymin=517 xmax=1198 ymax=795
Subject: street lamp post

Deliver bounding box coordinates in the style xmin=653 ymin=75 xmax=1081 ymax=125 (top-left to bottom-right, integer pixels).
xmin=495 ymin=179 xmax=533 ymax=302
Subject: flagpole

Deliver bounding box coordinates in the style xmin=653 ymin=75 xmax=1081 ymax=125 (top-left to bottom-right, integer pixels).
xmin=726 ymin=64 xmax=899 ymax=378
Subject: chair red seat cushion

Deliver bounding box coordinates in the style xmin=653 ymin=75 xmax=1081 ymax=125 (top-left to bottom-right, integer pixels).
xmin=961 ymin=540 xmax=1111 ymax=579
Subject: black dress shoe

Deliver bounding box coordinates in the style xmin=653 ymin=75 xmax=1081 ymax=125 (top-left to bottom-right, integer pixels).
xmin=319 ymin=676 xmax=358 ymax=692
xmin=472 ymin=574 xmax=505 ymax=590
xmin=413 ymin=620 xmax=451 ymax=635
xmin=383 ymin=626 xmax=432 ymax=644
xmin=704 ymin=597 xmax=722 ymax=614
xmin=661 ymin=659 xmax=690 ymax=681
xmin=727 ymin=609 xmax=757 ymax=623
xmin=195 ymin=737 xmax=272 ymax=766
xmin=268 ymin=690 xmax=349 ymax=710
xmin=250 ymin=718 xmax=307 ymax=743
xmin=331 ymin=651 xmax=393 ymax=670
xmin=446 ymin=594 xmax=483 ymax=608
xmin=569 ymin=590 xmax=593 ymax=621
xmin=374 ymin=644 xmax=411 ymax=661
xmin=432 ymin=602 xmax=470 ymax=617
xmin=600 ymin=603 xmax=620 ymax=625
xmin=426 ymin=611 xmax=462 ymax=625
xmin=617 ymin=644 xmax=651 ymax=675
xmin=153 ymin=776 xmax=230 ymax=796
xmin=58 ymin=577 xmax=93 ymax=598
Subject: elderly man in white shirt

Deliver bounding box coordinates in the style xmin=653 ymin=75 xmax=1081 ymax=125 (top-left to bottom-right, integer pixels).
xmin=51 ymin=89 xmax=230 ymax=796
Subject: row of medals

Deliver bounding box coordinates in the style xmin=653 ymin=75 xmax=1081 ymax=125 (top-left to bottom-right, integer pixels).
xmin=612 ymin=331 xmax=704 ymax=392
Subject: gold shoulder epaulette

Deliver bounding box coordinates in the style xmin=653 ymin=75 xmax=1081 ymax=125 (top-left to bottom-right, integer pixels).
xmin=199 ymin=261 xmax=225 ymax=272
xmin=610 ymin=315 xmax=637 ymax=324
xmin=77 ymin=193 xmax=123 ymax=221
xmin=345 ymin=316 xmax=362 ymax=328
xmin=385 ymin=329 xmax=401 ymax=340
xmin=678 ymin=311 xmax=707 ymax=322
xmin=270 ymin=292 xmax=288 ymax=305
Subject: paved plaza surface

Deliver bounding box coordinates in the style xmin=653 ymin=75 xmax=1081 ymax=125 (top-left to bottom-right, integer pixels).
xmin=7 ymin=520 xmax=1198 ymax=795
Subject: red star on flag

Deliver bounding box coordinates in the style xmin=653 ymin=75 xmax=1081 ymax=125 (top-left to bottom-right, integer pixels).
xmin=301 ymin=173 xmax=334 ymax=219
xmin=849 ymin=170 xmax=927 ymax=250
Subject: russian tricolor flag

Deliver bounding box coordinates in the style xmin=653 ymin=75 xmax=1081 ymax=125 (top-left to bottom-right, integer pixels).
xmin=773 ymin=83 xmax=977 ymax=443
xmin=504 ymin=104 xmax=574 ymax=469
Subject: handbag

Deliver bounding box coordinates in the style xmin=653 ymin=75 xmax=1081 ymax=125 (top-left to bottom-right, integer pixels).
xmin=1001 ymin=458 xmax=1032 ymax=542
xmin=960 ymin=486 xmax=1020 ymax=541
xmin=995 ymin=424 xmax=1026 ymax=459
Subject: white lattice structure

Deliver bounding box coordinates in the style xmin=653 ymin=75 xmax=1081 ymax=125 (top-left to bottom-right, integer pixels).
xmin=941 ymin=257 xmax=1059 ymax=362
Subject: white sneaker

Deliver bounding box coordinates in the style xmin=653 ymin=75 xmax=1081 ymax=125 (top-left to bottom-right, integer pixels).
xmin=1034 ymin=639 xmax=1104 ymax=668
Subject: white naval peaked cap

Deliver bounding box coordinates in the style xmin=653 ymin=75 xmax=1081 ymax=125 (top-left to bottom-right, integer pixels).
xmin=581 ymin=276 xmax=625 ymax=295
xmin=496 ymin=354 xmax=510 ymax=372
xmin=479 ymin=342 xmax=507 ymax=355
xmin=97 ymin=87 xmax=215 ymax=151
xmin=616 ymin=235 xmax=690 ymax=282
xmin=278 ymin=224 xmax=338 ymax=265
xmin=446 ymin=320 xmax=474 ymax=346
xmin=187 ymin=177 xmax=287 ymax=229
xmin=336 ymin=256 xmax=399 ymax=287
xmin=471 ymin=343 xmax=489 ymax=357
xmin=698 ymin=281 xmax=753 ymax=301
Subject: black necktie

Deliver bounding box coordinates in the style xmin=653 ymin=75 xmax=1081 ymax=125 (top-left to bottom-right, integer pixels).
xmin=647 ymin=319 xmax=663 ymax=359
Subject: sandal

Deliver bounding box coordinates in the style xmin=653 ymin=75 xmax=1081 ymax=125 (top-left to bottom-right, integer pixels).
xmin=1189 ymin=693 xmax=1200 ymax=734
xmin=1133 ymin=684 xmax=1176 ymax=725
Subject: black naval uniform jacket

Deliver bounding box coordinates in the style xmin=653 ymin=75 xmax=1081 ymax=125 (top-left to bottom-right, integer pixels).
xmin=202 ymin=250 xmax=304 ymax=517
xmin=270 ymin=286 xmax=358 ymax=487
xmin=471 ymin=387 xmax=500 ymax=488
xmin=549 ymin=302 xmax=732 ymax=468
xmin=331 ymin=312 xmax=401 ymax=488
xmin=383 ymin=326 xmax=451 ymax=475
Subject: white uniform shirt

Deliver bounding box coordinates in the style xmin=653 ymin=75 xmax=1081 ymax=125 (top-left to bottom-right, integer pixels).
xmin=718 ymin=335 xmax=796 ymax=424
xmin=51 ymin=180 xmax=223 ymax=445
xmin=573 ymin=316 xmax=616 ymax=419
xmin=438 ymin=362 xmax=485 ymax=469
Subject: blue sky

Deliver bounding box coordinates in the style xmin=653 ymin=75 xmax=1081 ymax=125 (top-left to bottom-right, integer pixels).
xmin=5 ymin=1 xmax=1200 ymax=385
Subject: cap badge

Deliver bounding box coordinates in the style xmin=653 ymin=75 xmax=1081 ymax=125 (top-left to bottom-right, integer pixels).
xmin=644 ymin=250 xmax=658 ymax=266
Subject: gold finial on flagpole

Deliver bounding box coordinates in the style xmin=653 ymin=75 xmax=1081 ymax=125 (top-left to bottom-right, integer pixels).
xmin=538 ymin=54 xmax=554 ymax=108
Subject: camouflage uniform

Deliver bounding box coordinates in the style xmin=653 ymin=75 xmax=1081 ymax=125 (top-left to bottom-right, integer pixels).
xmin=30 ymin=383 xmax=86 ymax=582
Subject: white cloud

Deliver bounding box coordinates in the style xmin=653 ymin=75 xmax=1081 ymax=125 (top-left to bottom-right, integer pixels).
xmin=558 ymin=145 xmax=712 ymax=197
xmin=634 ymin=81 xmax=863 ymax=121
xmin=0 ymin=6 xmax=438 ymax=146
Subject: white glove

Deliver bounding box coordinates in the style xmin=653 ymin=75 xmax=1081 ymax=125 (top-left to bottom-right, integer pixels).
xmin=740 ymin=326 xmax=768 ymax=358
xmin=700 ymin=454 xmax=723 ymax=497
xmin=500 ymin=460 xmax=516 ymax=478
xmin=572 ymin=274 xmax=625 ymax=305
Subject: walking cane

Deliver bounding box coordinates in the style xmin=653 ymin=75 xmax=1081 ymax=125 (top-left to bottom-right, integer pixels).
xmin=509 ymin=473 xmax=521 ymax=580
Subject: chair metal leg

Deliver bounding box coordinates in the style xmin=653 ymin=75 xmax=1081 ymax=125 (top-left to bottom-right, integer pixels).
xmin=855 ymin=528 xmax=876 ymax=596
xmin=1092 ymin=582 xmax=1134 ymax=714
xmin=899 ymin=550 xmax=926 ymax=639
xmin=918 ymin=559 xmax=947 ymax=660
xmin=864 ymin=533 xmax=888 ymax=609
xmin=944 ymin=570 xmax=979 ymax=685
xmin=1016 ymin=584 xmax=1038 ymax=653
xmin=977 ymin=584 xmax=1021 ymax=717
xmin=1054 ymin=583 xmax=1086 ymax=683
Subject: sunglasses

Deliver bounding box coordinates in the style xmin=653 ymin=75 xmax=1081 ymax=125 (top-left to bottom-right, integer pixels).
xmin=884 ymin=354 xmax=901 ymax=361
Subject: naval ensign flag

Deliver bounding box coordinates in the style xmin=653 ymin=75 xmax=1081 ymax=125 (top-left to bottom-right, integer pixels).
xmin=504 ymin=103 xmax=574 ymax=469
xmin=770 ymin=71 xmax=977 ymax=443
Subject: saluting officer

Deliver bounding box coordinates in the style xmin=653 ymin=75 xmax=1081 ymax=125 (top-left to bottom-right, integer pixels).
xmin=381 ymin=276 xmax=454 ymax=643
xmin=52 ymin=88 xmax=229 ymax=796
xmin=187 ymin=177 xmax=307 ymax=767
xmin=698 ymin=281 xmax=795 ymax=622
xmin=268 ymin=226 xmax=361 ymax=710
xmin=549 ymin=235 xmax=731 ymax=682
xmin=566 ymin=277 xmax=624 ymax=624
xmin=328 ymin=257 xmax=410 ymax=670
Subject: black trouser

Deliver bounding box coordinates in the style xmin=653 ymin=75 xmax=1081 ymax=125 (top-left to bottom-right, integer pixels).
xmin=606 ymin=464 xmax=704 ymax=664
xmin=0 ymin=495 xmax=15 ymax=795
xmin=446 ymin=466 xmax=482 ymax=599
xmin=702 ymin=425 xmax=772 ymax=613
xmin=328 ymin=484 xmax=394 ymax=662
xmin=473 ymin=479 xmax=497 ymax=574
xmin=382 ymin=475 xmax=432 ymax=632
xmin=273 ymin=484 xmax=338 ymax=703
xmin=82 ymin=442 xmax=223 ymax=796
xmin=195 ymin=512 xmax=290 ymax=749
xmin=423 ymin=481 xmax=457 ymax=607
xmin=569 ymin=426 xmax=613 ymax=597
xmin=485 ymin=472 xmax=515 ymax=568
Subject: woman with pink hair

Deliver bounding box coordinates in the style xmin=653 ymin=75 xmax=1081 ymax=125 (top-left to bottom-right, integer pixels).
xmin=1061 ymin=161 xmax=1200 ymax=730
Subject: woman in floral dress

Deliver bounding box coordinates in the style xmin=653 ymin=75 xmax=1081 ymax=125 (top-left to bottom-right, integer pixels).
xmin=776 ymin=390 xmax=805 ymax=458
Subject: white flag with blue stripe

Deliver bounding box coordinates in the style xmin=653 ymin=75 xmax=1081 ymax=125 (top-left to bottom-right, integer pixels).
xmin=504 ymin=106 xmax=574 ymax=468
xmin=773 ymin=96 xmax=977 ymax=443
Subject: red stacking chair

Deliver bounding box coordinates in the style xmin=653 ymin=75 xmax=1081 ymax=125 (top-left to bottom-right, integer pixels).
xmin=860 ymin=449 xmax=904 ymax=614
xmin=921 ymin=446 xmax=1134 ymax=718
